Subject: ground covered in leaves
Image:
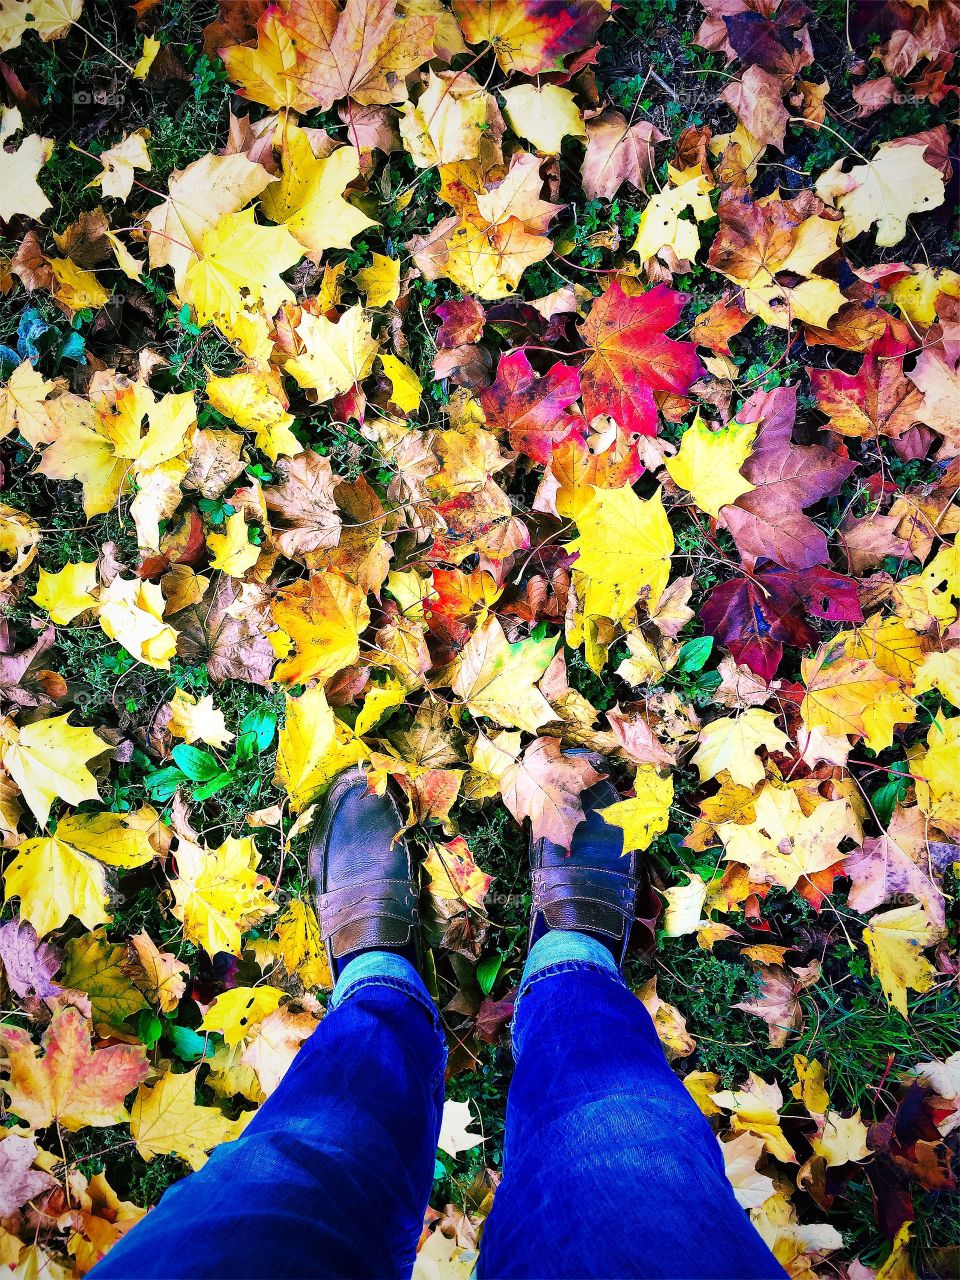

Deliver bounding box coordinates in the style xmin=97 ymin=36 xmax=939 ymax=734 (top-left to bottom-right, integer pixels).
xmin=0 ymin=0 xmax=959 ymax=1274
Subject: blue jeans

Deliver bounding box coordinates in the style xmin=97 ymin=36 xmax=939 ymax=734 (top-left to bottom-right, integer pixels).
xmin=95 ymin=933 xmax=784 ymax=1279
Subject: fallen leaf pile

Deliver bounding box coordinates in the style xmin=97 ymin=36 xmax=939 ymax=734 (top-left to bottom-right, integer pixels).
xmin=0 ymin=0 xmax=958 ymax=1275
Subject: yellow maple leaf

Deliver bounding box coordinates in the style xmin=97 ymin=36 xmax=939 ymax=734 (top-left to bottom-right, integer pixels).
xmin=891 ymin=544 xmax=959 ymax=632
xmin=354 ymin=675 xmax=407 ymax=738
xmin=130 ymin=931 xmax=189 ymax=1015
xmin=354 ymin=253 xmax=401 ymax=307
xmin=261 ymin=130 xmax=375 ymax=262
xmin=718 ymin=785 xmax=858 ymax=891
xmin=48 ymin=257 xmax=110 ymax=311
xmin=710 ymin=1071 xmax=795 ymax=1162
xmin=271 ymin=572 xmax=370 ymax=687
xmin=720 ymin=1131 xmax=776 ymax=1210
xmin=31 ymin=559 xmax=97 ymax=624
xmin=241 ymin=1004 xmax=320 ymax=1096
xmin=285 ymin=305 xmax=379 ymax=403
xmin=200 ymin=986 xmax=284 ymax=1048
xmin=632 ymin=173 xmax=713 ymax=266
xmin=843 ymin=614 xmax=927 ymax=683
xmin=0 ymin=504 xmax=40 ymax=591
xmin=500 ymin=84 xmax=585 ymax=155
xmin=35 ymin=395 xmax=128 ymax=519
xmin=638 ymin=977 xmax=696 ymax=1060
xmin=38 ymin=385 xmax=194 ymax=538
xmin=0 ymin=0 xmax=81 ymax=50
xmin=100 ymin=383 xmax=196 ymax=472
xmin=275 ymin=900 xmax=332 ymax=991
xmin=912 ymin=714 xmax=960 ymax=838
xmin=182 ymin=207 xmax=302 ymax=329
xmin=132 ymin=32 xmax=160 ymax=78
xmin=662 ymin=874 xmax=708 ymax=938
xmin=801 ymin=637 xmax=915 ymax=751
xmin=130 ymin=457 xmax=190 ymax=553
xmin=220 ymin=8 xmax=316 ymax=114
xmin=863 ymin=903 xmax=942 ymax=1017
xmin=465 ymin=729 xmax=521 ymax=801
xmin=422 ymin=836 xmax=491 ymax=913
xmin=4 ymin=836 xmax=110 ymax=936
xmin=131 ymin=1068 xmax=248 ymax=1171
xmin=98 ymin=576 xmax=178 ymax=670
xmin=811 ymin=1110 xmax=871 ymax=1167
xmin=889 ymin=266 xmax=959 ymax=328
xmin=0 ymin=359 xmax=58 ymax=445
xmin=274 ymin=685 xmax=365 ymax=812
xmin=86 ymin=128 xmax=150 ymax=201
xmin=665 ymin=415 xmax=757 ymax=519
xmin=0 ymin=108 xmax=53 ymax=222
xmin=142 ymin=152 xmax=274 ymax=290
xmin=792 ymin=1054 xmax=830 ymax=1118
xmin=912 ymin=649 xmax=960 ymax=708
xmin=400 ymin=69 xmax=493 ymax=168
xmin=437 ymin=1098 xmax=483 ymax=1158
xmin=876 ymin=1223 xmax=915 ymax=1280
xmin=685 ymin=1069 xmax=724 ymax=1116
xmin=686 ymin=774 xmax=757 ymax=853
xmin=56 ymin=808 xmax=159 ymax=868
xmin=692 ymin=709 xmax=789 ymax=788
xmin=425 ymin=151 xmax=560 ymax=300
xmin=206 ymin=368 xmax=299 ymax=461
xmin=107 ymin=225 xmax=146 ymax=280
xmin=750 ymin=1191 xmax=842 ymax=1270
xmin=816 ymin=141 xmax=945 ymax=248
xmin=444 ymin=209 xmax=552 ymax=300
xmin=0 ymin=712 xmax=108 ymax=827
xmin=3 ymin=807 xmax=156 ymax=935
xmin=166 ymin=688 xmax=233 ymax=750
xmin=599 ymin=766 xmax=673 ymax=852
xmin=450 ymin=615 xmax=556 ymax=734
xmin=565 ymin=484 xmax=674 ymax=625
xmin=169 ymin=836 xmax=276 ymax=957
xmin=379 ymin=353 xmax=422 ymax=413
xmin=207 ymin=510 xmax=260 ymax=578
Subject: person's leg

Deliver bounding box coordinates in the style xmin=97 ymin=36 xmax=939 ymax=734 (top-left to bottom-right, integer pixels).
xmin=94 ymin=951 xmax=445 ymax=1280
xmin=478 ymin=931 xmax=785 ymax=1280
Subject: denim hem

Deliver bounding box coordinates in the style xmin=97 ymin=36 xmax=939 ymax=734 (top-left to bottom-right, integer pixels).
xmin=330 ymin=951 xmax=440 ymax=1028
xmin=332 ymin=947 xmax=422 ymax=992
xmin=511 ymin=932 xmax=628 ymax=1052
xmin=519 ymin=928 xmax=620 ymax=993
xmin=519 ymin=957 xmax=628 ymax=999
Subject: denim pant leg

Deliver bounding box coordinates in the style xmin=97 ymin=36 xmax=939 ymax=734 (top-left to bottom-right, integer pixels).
xmin=478 ymin=933 xmax=785 ymax=1280
xmin=94 ymin=953 xmax=446 ymax=1280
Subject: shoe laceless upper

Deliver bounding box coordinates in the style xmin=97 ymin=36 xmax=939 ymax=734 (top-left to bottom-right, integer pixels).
xmin=531 ymin=774 xmax=637 ymax=956
xmin=310 ymin=767 xmax=418 ymax=969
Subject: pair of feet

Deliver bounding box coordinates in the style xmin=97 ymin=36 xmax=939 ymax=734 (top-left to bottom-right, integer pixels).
xmin=310 ymin=760 xmax=643 ymax=981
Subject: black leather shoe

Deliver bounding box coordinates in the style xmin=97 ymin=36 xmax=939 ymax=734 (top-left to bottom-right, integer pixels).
xmin=529 ymin=755 xmax=642 ymax=966
xmin=309 ymin=765 xmax=420 ymax=980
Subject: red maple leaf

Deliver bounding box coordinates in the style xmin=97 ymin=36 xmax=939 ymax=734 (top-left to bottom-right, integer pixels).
xmin=579 ymin=283 xmax=704 ymax=436
xmin=480 ymin=350 xmax=581 ymax=464
xmin=701 ymin=561 xmax=863 ymax=680
xmin=807 ymin=327 xmax=924 ymax=440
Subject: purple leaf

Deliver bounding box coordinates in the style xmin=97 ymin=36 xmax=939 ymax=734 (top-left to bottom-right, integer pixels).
xmin=0 ymin=919 xmax=62 ymax=998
